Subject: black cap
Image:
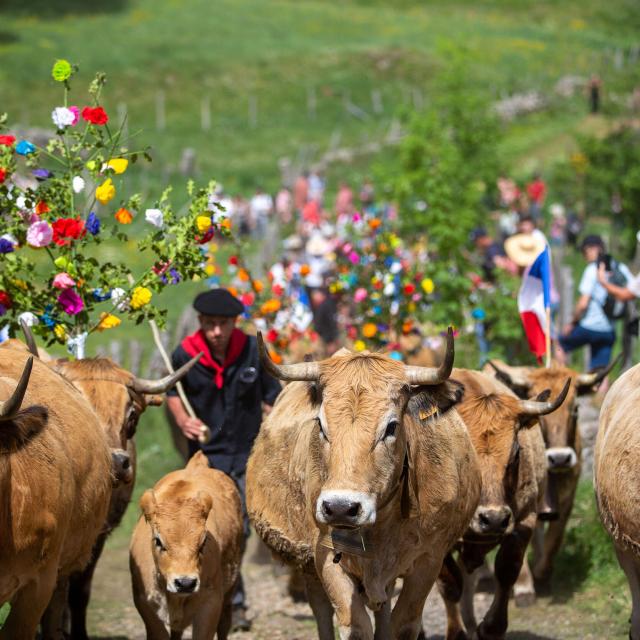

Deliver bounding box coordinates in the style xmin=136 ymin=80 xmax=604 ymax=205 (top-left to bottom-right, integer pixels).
xmin=193 ymin=288 xmax=244 ymax=316
xmin=580 ymin=234 xmax=605 ymax=251
xmin=469 ymin=227 xmax=488 ymax=242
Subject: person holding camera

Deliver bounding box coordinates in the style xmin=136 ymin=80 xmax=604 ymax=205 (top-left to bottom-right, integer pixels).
xmin=598 ymin=261 xmax=640 ymax=301
xmin=556 ymin=235 xmax=632 ymax=370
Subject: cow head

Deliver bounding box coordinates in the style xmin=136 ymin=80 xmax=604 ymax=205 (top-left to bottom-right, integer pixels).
xmin=140 ymin=487 xmax=213 ymax=595
xmin=259 ymin=329 xmax=461 ymax=530
xmin=457 ymin=378 xmax=569 ymax=537
xmin=53 ymin=355 xmax=199 ymax=485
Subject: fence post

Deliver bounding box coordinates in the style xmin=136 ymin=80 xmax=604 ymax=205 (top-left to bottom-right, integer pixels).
xmin=371 ymin=89 xmax=383 ymax=115
xmin=129 ymin=340 xmax=143 ymax=376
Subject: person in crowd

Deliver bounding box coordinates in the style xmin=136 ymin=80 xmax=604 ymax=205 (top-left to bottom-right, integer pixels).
xmin=549 ymin=203 xmax=567 ymax=247
xmin=470 ymin=227 xmax=517 ymax=282
xmin=526 ymin=172 xmax=546 ymax=221
xmin=234 ymin=195 xmax=252 ymax=237
xmin=166 ymin=289 xmax=282 ymax=632
xmin=275 ymin=185 xmax=293 ymax=224
xmin=598 ymin=260 xmax=640 ymax=301
xmin=556 ymin=235 xmax=632 ymax=370
xmin=249 ymin=186 xmax=273 ymax=238
xmin=335 ymin=181 xmax=354 ymax=218
xmin=497 ymin=174 xmax=520 ymax=208
xmin=359 ymin=177 xmax=376 ymax=213
xmin=588 ymin=74 xmax=602 ymax=114
xmin=308 ymin=168 xmax=325 ymax=205
xmin=307 ymin=283 xmax=340 ymax=356
xmin=293 ymin=171 xmax=309 ymax=217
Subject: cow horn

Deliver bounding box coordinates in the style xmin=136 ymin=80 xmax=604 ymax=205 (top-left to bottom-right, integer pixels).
xmin=519 ymin=378 xmax=571 ymax=416
xmin=0 ymin=356 xmax=33 ymax=420
xmin=576 ymin=353 xmax=622 ymax=390
xmin=20 ymin=319 xmax=39 ymax=357
xmin=404 ymin=326 xmax=454 ymax=385
xmin=128 ymin=353 xmax=202 ymax=395
xmin=257 ymin=332 xmax=320 ymax=381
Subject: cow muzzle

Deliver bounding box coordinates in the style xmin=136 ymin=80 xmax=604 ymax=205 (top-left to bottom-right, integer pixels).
xmin=315 ymin=490 xmax=376 ymax=528
xmin=111 ymin=448 xmax=133 ymax=485
xmin=546 ymin=447 xmax=577 ymax=471
xmin=471 ymin=505 xmax=514 ymax=536
xmin=167 ymin=574 xmax=200 ymax=595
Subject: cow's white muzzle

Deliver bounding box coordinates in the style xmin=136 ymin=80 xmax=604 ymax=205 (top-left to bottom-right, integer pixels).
xmin=316 ymin=490 xmax=376 ymax=528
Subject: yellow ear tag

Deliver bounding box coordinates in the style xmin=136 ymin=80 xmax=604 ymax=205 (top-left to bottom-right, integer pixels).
xmin=419 ymin=406 xmax=437 ymax=421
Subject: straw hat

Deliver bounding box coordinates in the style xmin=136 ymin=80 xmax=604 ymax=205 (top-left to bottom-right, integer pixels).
xmin=306 ymin=234 xmax=331 ymax=257
xmin=504 ymin=233 xmax=546 ymax=267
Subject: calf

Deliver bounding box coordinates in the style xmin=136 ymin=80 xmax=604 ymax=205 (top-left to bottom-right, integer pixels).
xmin=130 ymin=451 xmax=243 ymax=640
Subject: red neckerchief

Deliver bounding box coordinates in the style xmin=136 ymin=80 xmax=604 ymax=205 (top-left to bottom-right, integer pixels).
xmin=181 ymin=328 xmax=248 ymax=390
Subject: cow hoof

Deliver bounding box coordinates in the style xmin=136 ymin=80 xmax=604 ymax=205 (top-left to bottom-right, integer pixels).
xmin=514 ymin=591 xmax=536 ymax=608
xmin=417 ymin=630 xmax=426 ymax=640
xmin=474 ymin=624 xmax=505 ymax=640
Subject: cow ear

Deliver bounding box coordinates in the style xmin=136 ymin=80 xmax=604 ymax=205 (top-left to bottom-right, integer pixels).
xmin=140 ymin=489 xmax=157 ymax=522
xmin=407 ymin=379 xmax=465 ymax=422
xmin=196 ymin=491 xmax=213 ymax=519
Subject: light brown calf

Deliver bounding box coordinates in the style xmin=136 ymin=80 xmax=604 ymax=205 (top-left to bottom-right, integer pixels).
xmin=130 ymin=451 xmax=243 ymax=640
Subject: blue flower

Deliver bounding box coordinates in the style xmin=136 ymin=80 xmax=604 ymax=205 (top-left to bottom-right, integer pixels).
xmin=15 ymin=140 xmax=36 ymax=156
xmin=86 ymin=212 xmax=100 ymax=235
xmin=92 ymin=288 xmax=111 ymax=302
xmin=0 ymin=238 xmax=14 ymax=254
xmin=32 ymin=168 xmax=52 ymax=181
xmin=169 ymin=268 xmax=181 ymax=285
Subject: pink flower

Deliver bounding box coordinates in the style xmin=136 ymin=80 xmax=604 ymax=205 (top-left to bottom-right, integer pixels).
xmin=68 ymin=106 xmax=80 ymax=125
xmin=26 ymin=221 xmax=53 ymax=247
xmin=348 ymin=251 xmax=360 ymax=265
xmin=354 ymin=287 xmax=368 ymax=303
xmin=57 ymin=289 xmax=84 ymax=315
xmin=52 ymin=273 xmax=76 ymax=290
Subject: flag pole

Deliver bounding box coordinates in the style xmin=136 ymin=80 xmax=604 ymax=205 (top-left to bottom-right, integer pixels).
xmin=545 ymin=306 xmax=552 ymax=368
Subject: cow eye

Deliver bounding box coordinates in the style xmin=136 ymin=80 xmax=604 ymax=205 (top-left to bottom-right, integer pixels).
xmin=154 ymin=536 xmax=166 ymax=552
xmin=383 ymin=420 xmax=399 ymax=440
xmin=316 ymin=417 xmax=328 ymax=441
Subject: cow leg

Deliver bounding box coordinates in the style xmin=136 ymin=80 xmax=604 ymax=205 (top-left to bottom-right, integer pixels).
xmin=391 ymin=553 xmax=442 ymax=640
xmin=460 ymin=565 xmax=480 ymax=634
xmin=40 ymin=577 xmax=70 ymax=640
xmin=513 ymin=552 xmax=535 ymax=607
xmin=615 ymin=546 xmax=640 ymax=640
xmin=304 ymin=571 xmax=336 ymax=640
xmin=192 ymin=593 xmax=222 ymax=640
xmin=373 ymin=599 xmax=392 ymax=640
xmin=216 ymin=596 xmax=233 ymax=640
xmin=476 ymin=520 xmax=533 ymax=640
xmin=437 ymin=553 xmax=467 ymax=640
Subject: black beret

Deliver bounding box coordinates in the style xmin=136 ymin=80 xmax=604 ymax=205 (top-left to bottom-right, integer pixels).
xmin=193 ymin=289 xmax=244 ymax=317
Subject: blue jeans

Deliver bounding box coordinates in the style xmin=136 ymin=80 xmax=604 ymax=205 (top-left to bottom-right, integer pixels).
xmin=559 ymin=324 xmax=615 ymax=370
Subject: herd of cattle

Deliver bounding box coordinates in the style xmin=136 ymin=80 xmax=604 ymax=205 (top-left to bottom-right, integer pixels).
xmin=1 ymin=327 xmax=639 ymax=640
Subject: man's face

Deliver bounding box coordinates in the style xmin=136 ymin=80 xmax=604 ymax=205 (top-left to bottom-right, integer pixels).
xmin=199 ymin=315 xmax=236 ymax=353
xmin=582 ymin=245 xmax=601 ymax=263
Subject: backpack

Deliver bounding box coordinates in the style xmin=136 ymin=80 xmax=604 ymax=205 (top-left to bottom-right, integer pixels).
xmin=602 ymin=258 xmax=629 ymax=320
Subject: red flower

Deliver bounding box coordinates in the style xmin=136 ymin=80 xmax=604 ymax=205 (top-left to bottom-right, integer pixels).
xmin=0 ymin=135 xmax=15 ymax=147
xmin=0 ymin=168 xmax=5 ymax=183
xmin=81 ymin=106 xmax=109 ymax=125
xmin=272 ymin=283 xmax=284 ymax=297
xmin=266 ymin=329 xmax=279 ymax=343
xmin=195 ymin=228 xmax=215 ymax=244
xmin=241 ymin=292 xmax=254 ymax=306
xmin=403 ymin=283 xmax=416 ymax=295
xmin=228 ymin=255 xmax=239 ymax=266
xmin=52 ymin=217 xmax=86 ymax=246
xmin=0 ymin=290 xmax=12 ymax=309
xmin=35 ymin=201 xmax=50 ymax=215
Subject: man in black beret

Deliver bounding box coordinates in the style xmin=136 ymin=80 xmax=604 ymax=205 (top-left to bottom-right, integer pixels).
xmin=166 ymin=288 xmax=281 ymax=631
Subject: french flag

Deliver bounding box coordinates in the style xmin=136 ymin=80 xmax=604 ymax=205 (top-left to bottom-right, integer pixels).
xmin=518 ymin=246 xmax=551 ymax=359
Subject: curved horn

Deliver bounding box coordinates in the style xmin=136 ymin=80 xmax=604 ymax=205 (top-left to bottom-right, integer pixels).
xmin=20 ymin=319 xmax=39 ymax=358
xmin=0 ymin=356 xmax=33 ymax=421
xmin=577 ymin=353 xmax=622 ymax=389
xmin=519 ymin=378 xmax=571 ymax=416
xmin=404 ymin=326 xmax=454 ymax=385
xmin=257 ymin=332 xmax=320 ymax=382
xmin=129 ymin=353 xmax=202 ymax=395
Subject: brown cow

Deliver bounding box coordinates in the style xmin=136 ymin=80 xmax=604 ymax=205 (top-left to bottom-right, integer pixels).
xmin=49 ymin=354 xmax=200 ymax=640
xmin=0 ymin=351 xmax=111 ymax=640
xmin=130 ymin=451 xmax=243 ymax=639
xmin=437 ymin=369 xmax=568 ymax=640
xmin=594 ymin=362 xmax=640 ymax=640
xmin=486 ymin=359 xmax=615 ymax=585
xmin=247 ymin=330 xmax=481 ymax=640
xmin=397 ymin=330 xmax=442 ymax=368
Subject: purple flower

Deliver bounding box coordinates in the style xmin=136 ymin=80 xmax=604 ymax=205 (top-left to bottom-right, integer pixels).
xmin=0 ymin=238 xmax=14 ymax=254
xmin=0 ymin=304 xmax=6 ymax=317
xmin=86 ymin=212 xmax=100 ymax=235
xmin=57 ymin=289 xmax=84 ymax=315
xmin=32 ymin=168 xmax=52 ymax=181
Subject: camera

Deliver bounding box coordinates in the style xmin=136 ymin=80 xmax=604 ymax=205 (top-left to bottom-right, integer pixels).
xmin=598 ymin=253 xmax=612 ymax=271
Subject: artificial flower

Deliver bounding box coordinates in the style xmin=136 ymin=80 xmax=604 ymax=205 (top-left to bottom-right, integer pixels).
xmin=15 ymin=140 xmax=36 ymax=155
xmin=97 ymin=313 xmax=121 ymax=331
xmin=0 ymin=238 xmax=14 ymax=254
xmin=368 ymin=218 xmax=382 ymax=230
xmin=53 ymin=324 xmax=67 ymax=341
xmin=51 ymin=106 xmax=76 ymax=128
xmin=220 ymin=218 xmax=232 ymax=231
xmin=300 ymin=264 xmax=310 ymax=276
xmin=86 ymin=212 xmax=100 ymax=235
xmin=421 ymin=278 xmax=434 ymax=294
xmin=57 ymin=289 xmax=84 ymax=315
xmin=82 ymin=106 xmax=109 ymax=125
xmin=145 ymin=208 xmax=164 ymax=228
xmin=96 ymin=178 xmax=115 ymax=205
xmin=0 ymin=168 xmax=5 ymax=184
xmin=86 ymin=160 xmax=97 ymax=171
xmin=35 ymin=201 xmax=50 ymax=215
xmin=241 ymin=292 xmax=254 ymax=306
xmin=260 ymin=299 xmax=281 ymax=314
xmin=354 ymin=287 xmax=368 ymax=303
xmin=195 ymin=228 xmax=215 ymax=244
xmin=111 ymin=287 xmax=128 ymax=310
xmin=362 ymin=323 xmax=377 ymax=338
xmin=106 ymin=158 xmax=128 ymax=174
xmin=237 ymin=268 xmax=250 ymax=282
xmin=92 ymin=288 xmax=111 ymax=302
xmin=0 ymin=135 xmax=15 ymax=147
xmin=252 ymin=280 xmax=264 ymax=293
xmin=52 ymin=59 xmax=72 ymax=82
xmin=26 ymin=221 xmax=53 ymax=247
xmin=204 ymin=264 xmax=216 ymax=276
xmin=72 ymin=176 xmax=85 ymax=193
xmin=403 ymin=283 xmax=416 ymax=295
xmin=196 ymin=215 xmax=212 ymax=233
xmin=32 ymin=168 xmax=52 ymax=181
xmin=228 ymin=255 xmax=238 ymax=266
xmin=17 ymin=312 xmax=38 ymax=327
xmin=130 ymin=286 xmax=152 ymax=309
xmin=268 ymin=349 xmax=283 ymax=365
xmin=353 ymin=340 xmax=366 ymax=352
xmin=266 ymin=328 xmax=279 ymax=343
xmin=52 ymin=217 xmax=85 ymax=246
xmin=52 ymin=273 xmax=76 ymax=290
xmin=68 ymin=106 xmax=80 ymax=125
xmin=114 ymin=208 xmax=133 ymax=224
xmin=227 ymin=286 xmax=238 ymax=297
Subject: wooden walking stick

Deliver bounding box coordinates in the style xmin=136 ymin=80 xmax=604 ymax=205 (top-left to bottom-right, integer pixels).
xmin=149 ymin=319 xmax=211 ymax=444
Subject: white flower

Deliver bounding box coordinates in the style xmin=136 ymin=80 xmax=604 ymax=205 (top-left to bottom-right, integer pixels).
xmin=384 ymin=282 xmax=396 ymax=296
xmin=1 ymin=233 xmax=18 ymax=247
xmin=17 ymin=312 xmax=39 ymax=327
xmin=72 ymin=176 xmax=85 ymax=193
xmin=390 ymin=261 xmax=402 ymax=274
xmin=51 ymin=107 xmax=76 ymax=129
xmin=145 ymin=208 xmax=164 ymax=228
xmin=111 ymin=287 xmax=129 ymax=311
xmin=16 ymin=195 xmax=27 ymax=209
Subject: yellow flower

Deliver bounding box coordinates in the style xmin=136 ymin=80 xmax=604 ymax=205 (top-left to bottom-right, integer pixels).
xmin=12 ymin=279 xmax=28 ymax=291
xmin=205 ymin=264 xmax=216 ymax=276
xmin=421 ymin=278 xmax=434 ymax=294
xmin=114 ymin=208 xmax=133 ymax=224
xmin=362 ymin=323 xmax=377 ymax=338
xmin=196 ymin=215 xmax=212 ymax=233
xmin=96 ymin=178 xmax=116 ymax=205
xmin=106 ymin=158 xmax=129 ymax=174
xmin=97 ymin=313 xmax=121 ymax=331
xmin=353 ymin=340 xmax=366 ymax=352
xmin=220 ymin=218 xmax=232 ymax=231
xmin=130 ymin=286 xmax=152 ymax=310
xmin=52 ymin=59 xmax=72 ymax=82
xmin=54 ymin=324 xmax=67 ymax=341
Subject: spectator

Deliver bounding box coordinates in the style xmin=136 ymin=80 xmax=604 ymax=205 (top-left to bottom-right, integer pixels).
xmin=249 ymin=187 xmax=273 ymax=238
xmin=549 ymin=203 xmax=567 ymax=247
xmin=308 ymin=169 xmax=325 ymax=204
xmin=469 ymin=227 xmax=516 ymax=282
xmin=598 ymin=261 xmax=640 ymax=301
xmin=275 ymin=185 xmax=293 ymax=224
xmin=526 ymin=173 xmax=546 ymax=221
xmin=293 ymin=171 xmax=309 ymax=216
xmin=335 ymin=181 xmax=354 ymax=217
xmin=359 ymin=177 xmax=375 ymax=213
xmin=497 ymin=175 xmax=520 ymax=208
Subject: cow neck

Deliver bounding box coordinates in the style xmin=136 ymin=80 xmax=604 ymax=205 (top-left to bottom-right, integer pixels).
xmin=376 ymin=450 xmax=412 ymax=519
xmin=181 ymin=328 xmax=248 ymax=390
